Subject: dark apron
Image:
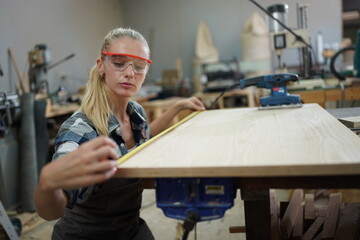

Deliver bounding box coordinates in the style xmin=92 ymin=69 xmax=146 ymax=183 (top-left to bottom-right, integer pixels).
xmin=51 ymin=177 xmax=154 ymax=240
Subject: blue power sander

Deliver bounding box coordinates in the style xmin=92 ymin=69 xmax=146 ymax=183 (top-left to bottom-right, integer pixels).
xmin=239 ymin=73 xmax=302 ymax=110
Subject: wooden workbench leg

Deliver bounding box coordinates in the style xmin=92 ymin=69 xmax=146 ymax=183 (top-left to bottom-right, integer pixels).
xmin=241 ymin=189 xmax=271 ymax=240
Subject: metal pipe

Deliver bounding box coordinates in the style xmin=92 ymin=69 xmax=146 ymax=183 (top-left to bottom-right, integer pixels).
xmin=19 ymin=92 xmax=38 ymax=212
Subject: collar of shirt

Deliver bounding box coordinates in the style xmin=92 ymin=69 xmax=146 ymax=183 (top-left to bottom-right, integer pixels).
xmin=108 ymin=101 xmax=147 ymax=134
xmin=109 ymin=101 xmax=149 ymax=155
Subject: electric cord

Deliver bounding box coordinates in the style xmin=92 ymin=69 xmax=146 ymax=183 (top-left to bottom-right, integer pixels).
xmin=329 ymin=45 xmax=356 ymax=81
xmin=209 ymin=82 xmax=240 ymax=109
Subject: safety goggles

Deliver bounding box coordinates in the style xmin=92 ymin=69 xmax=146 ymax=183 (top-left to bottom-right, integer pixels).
xmin=102 ymin=51 xmax=152 ymax=74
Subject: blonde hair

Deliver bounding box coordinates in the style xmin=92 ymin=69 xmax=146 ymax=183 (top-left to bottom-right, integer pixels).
xmin=80 ymin=28 xmax=150 ymax=136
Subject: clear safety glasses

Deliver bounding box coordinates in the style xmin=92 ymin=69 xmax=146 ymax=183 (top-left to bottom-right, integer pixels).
xmin=102 ymin=51 xmax=152 ymax=74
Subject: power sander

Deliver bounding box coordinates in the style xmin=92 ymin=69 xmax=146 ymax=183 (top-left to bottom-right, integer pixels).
xmin=239 ymin=73 xmax=302 ymax=109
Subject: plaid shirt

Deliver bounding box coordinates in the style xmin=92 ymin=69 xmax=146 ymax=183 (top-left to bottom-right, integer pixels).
xmin=52 ymin=101 xmax=150 ymax=206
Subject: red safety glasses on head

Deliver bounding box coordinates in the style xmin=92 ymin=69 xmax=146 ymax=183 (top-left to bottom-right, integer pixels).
xmin=101 ymin=51 xmax=152 ymax=74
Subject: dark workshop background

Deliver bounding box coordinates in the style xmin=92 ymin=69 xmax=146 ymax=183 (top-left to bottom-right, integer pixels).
xmin=0 ymin=0 xmax=343 ymax=94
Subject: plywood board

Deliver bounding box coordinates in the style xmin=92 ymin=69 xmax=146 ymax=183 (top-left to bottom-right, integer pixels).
xmin=304 ymin=193 xmax=316 ymax=226
xmin=339 ymin=116 xmax=360 ymax=128
xmin=321 ymin=193 xmax=342 ymax=240
xmin=292 ymin=205 xmax=304 ymax=240
xmin=116 ymin=104 xmax=360 ymax=178
xmin=280 ymin=189 xmax=303 ymax=239
xmin=303 ymin=216 xmax=325 ymax=240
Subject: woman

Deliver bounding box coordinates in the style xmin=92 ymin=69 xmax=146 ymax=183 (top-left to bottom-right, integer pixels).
xmin=34 ymin=27 xmax=205 ymax=240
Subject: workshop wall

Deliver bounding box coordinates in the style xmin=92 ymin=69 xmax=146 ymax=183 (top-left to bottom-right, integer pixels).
xmin=0 ymin=0 xmax=123 ymax=93
xmin=122 ymin=0 xmax=342 ymax=85
xmin=0 ymin=0 xmax=342 ymax=94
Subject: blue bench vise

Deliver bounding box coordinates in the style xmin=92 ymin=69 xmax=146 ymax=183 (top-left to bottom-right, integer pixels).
xmin=155 ymin=178 xmax=237 ymax=239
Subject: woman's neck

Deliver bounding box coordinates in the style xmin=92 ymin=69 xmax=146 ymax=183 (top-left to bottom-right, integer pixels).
xmin=111 ymin=98 xmax=129 ymax=122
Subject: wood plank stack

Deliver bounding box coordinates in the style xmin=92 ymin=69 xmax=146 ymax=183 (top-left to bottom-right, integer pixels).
xmin=274 ymin=189 xmax=360 ymax=240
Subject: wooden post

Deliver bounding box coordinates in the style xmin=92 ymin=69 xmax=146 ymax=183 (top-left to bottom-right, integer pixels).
xmin=241 ymin=189 xmax=271 ymax=240
xmin=334 ymin=203 xmax=360 ymax=240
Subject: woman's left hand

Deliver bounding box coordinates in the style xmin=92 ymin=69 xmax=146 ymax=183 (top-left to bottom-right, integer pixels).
xmin=149 ymin=96 xmax=205 ymax=137
xmin=175 ymin=96 xmax=206 ymax=111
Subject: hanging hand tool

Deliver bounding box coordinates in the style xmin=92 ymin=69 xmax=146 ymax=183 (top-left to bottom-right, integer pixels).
xmin=239 ymin=73 xmax=302 ymax=109
xmin=8 ymin=48 xmax=28 ymax=94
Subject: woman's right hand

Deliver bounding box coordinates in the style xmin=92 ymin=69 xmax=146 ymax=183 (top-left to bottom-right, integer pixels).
xmin=38 ymin=136 xmax=119 ymax=191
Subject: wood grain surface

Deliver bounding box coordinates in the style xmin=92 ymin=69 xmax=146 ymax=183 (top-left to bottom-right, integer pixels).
xmin=115 ymin=104 xmax=360 ymax=178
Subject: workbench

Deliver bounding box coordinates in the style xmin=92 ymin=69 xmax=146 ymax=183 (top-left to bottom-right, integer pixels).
xmin=45 ymin=103 xmax=80 ymax=119
xmin=193 ymin=87 xmax=258 ymax=109
xmin=139 ymin=97 xmax=188 ymax=123
xmin=115 ymin=104 xmax=360 ymax=240
xmin=288 ymin=79 xmax=360 ymax=108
